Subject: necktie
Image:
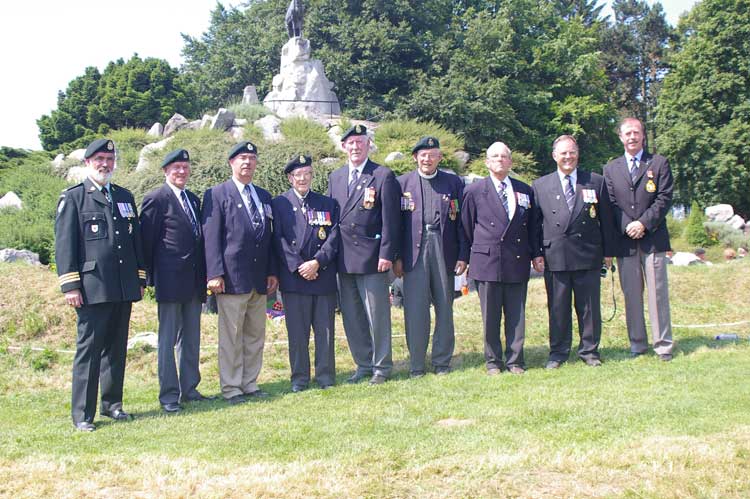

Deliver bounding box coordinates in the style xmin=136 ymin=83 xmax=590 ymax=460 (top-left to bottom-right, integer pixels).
xmin=243 ymin=185 xmax=264 ymax=234
xmin=498 ymin=182 xmax=509 ymax=217
xmin=101 ymin=186 xmax=111 ymax=205
xmin=564 ymin=175 xmax=575 ymax=211
xmin=630 ymin=157 xmax=639 ymax=182
xmin=348 ymin=169 xmax=359 ymax=196
xmin=180 ymin=191 xmax=199 ymax=238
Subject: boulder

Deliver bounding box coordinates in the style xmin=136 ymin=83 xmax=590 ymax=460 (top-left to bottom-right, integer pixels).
xmin=186 ymin=120 xmax=202 ymax=130
xmin=671 ymin=252 xmax=701 ymax=266
xmin=66 ymin=166 xmax=89 ymax=183
xmin=163 ymin=113 xmax=189 ymax=137
xmin=453 ymin=150 xmax=471 ymax=169
xmin=727 ymin=214 xmax=746 ymax=231
xmin=52 ymin=153 xmax=65 ymax=170
xmin=462 ymin=173 xmax=484 ymax=185
xmin=234 ymin=118 xmax=248 ymax=127
xmin=211 ymin=108 xmax=236 ymax=131
xmin=68 ymin=149 xmax=86 ymax=162
xmin=0 ymin=248 xmax=41 ymax=265
xmin=200 ymin=114 xmax=212 ymax=129
xmin=243 ymin=85 xmax=259 ymax=104
xmin=228 ymin=126 xmax=245 ymax=141
xmin=254 ymin=115 xmax=283 ymax=142
xmin=705 ymin=204 xmax=733 ymax=222
xmin=127 ymin=331 xmax=158 ymax=350
xmin=319 ymin=157 xmax=340 ymax=167
xmin=147 ymin=122 xmax=163 ymax=137
xmin=0 ymin=191 xmax=22 ymax=210
xmin=327 ymin=125 xmax=343 ymax=145
xmin=136 ymin=137 xmax=174 ymax=171
xmin=384 ymin=151 xmax=404 ymax=163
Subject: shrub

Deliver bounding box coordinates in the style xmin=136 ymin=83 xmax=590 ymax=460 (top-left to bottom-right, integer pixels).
xmin=684 ymin=201 xmax=715 ymax=246
xmin=226 ymin=99 xmax=273 ymax=122
xmin=30 ymin=348 xmax=58 ymax=371
xmin=109 ymin=128 xmax=161 ymax=173
xmin=466 ymin=150 xmax=538 ymax=184
xmin=704 ymin=221 xmax=750 ymax=249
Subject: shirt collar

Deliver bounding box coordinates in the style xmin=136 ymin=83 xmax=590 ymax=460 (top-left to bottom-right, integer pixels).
xmin=557 ymin=168 xmax=577 ymax=184
xmin=349 ymin=158 xmax=368 ymax=173
xmin=625 ymin=150 xmax=644 ymax=164
xmin=165 ymin=180 xmax=185 ymax=198
xmin=87 ymin=177 xmax=111 ymax=191
xmin=232 ymin=176 xmax=254 ymax=194
xmin=490 ymin=175 xmax=510 ymax=192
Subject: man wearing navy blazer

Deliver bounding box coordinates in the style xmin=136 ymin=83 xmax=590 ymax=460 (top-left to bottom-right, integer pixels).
xmin=532 ymin=135 xmax=614 ymax=368
xmin=272 ymin=155 xmax=340 ymax=392
xmin=326 ymin=124 xmax=401 ymax=385
xmin=393 ymin=137 xmax=468 ymax=377
xmin=202 ymin=141 xmax=278 ymax=404
xmin=140 ymin=149 xmax=210 ymax=413
xmin=462 ymin=142 xmax=539 ymax=375
xmin=603 ymin=118 xmax=674 ymax=361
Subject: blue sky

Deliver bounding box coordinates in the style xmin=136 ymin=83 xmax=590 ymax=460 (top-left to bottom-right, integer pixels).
xmin=0 ymin=0 xmax=696 ymax=151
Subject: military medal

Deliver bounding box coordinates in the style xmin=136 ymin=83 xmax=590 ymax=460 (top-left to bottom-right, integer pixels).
xmin=645 ymin=170 xmax=656 ymax=192
xmin=401 ymin=192 xmax=415 ymax=211
xmin=128 ymin=223 xmax=133 ymax=234
xmin=363 ymin=187 xmax=376 ymax=209
xmin=589 ymin=205 xmax=597 ymax=218
xmin=582 ymin=189 xmax=598 ymax=204
xmin=449 ymin=199 xmax=459 ymax=221
xmin=516 ymin=192 xmax=530 ymax=209
xmin=318 ymin=227 xmax=326 ymax=240
xmin=118 ymin=202 xmax=135 ymax=218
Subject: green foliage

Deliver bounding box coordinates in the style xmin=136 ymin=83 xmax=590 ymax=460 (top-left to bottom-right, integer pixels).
xmin=655 ymin=0 xmax=750 ymax=216
xmin=29 ymin=348 xmax=58 ymax=371
xmin=665 ymin=213 xmax=686 ymax=243
xmin=109 ymin=128 xmax=161 ymax=173
xmin=704 ymin=221 xmax=750 ymax=250
xmin=38 ymin=55 xmax=198 ymax=152
xmin=226 ymin=100 xmax=273 ymax=122
xmin=0 ymin=147 xmax=52 ymax=171
xmin=466 ymin=150 xmax=539 ymax=185
xmin=684 ymin=201 xmax=714 ymax=247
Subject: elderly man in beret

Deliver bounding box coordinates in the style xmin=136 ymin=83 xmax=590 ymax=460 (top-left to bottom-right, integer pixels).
xmin=393 ymin=137 xmax=468 ymax=377
xmin=140 ymin=149 xmax=211 ymax=413
xmin=202 ymin=142 xmax=278 ymax=404
xmin=272 ymin=155 xmax=340 ymax=392
xmin=54 ymin=138 xmax=146 ymax=431
xmin=326 ymin=124 xmax=401 ymax=385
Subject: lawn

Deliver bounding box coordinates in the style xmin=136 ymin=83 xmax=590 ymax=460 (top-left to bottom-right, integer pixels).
xmin=1 ymin=260 xmax=749 ymax=498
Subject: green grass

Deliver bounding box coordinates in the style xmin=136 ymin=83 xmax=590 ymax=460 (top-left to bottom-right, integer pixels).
xmin=1 ymin=260 xmax=749 ymax=497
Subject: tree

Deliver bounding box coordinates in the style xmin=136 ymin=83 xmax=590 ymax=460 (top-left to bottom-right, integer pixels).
xmin=683 ymin=201 xmax=713 ymax=246
xmin=655 ymin=0 xmax=750 ymax=217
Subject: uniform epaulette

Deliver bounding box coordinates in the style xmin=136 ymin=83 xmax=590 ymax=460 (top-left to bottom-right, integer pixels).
xmin=63 ymin=183 xmax=84 ymax=193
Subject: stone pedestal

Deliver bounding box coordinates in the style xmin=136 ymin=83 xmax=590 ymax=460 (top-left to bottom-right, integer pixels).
xmin=263 ymin=37 xmax=341 ymax=119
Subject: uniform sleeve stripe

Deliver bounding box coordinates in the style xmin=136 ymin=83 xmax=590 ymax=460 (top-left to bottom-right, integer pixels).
xmin=59 ymin=276 xmax=81 ymax=284
xmin=59 ymin=272 xmax=80 ymax=279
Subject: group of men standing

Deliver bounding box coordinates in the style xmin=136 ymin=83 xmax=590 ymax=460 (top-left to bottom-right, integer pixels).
xmin=55 ymin=117 xmax=674 ymax=431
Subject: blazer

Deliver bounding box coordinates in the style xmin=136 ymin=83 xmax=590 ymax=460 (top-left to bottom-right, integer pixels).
xmin=326 ymin=158 xmax=401 ymax=274
xmin=532 ymin=169 xmax=614 ymax=272
xmin=201 ymin=179 xmax=275 ymax=295
xmin=461 ymin=176 xmax=538 ymax=283
xmin=603 ymin=151 xmax=673 ymax=256
xmin=397 ymin=170 xmax=469 ymax=273
xmin=140 ymin=183 xmax=207 ymax=303
xmin=271 ymin=189 xmax=339 ymax=295
xmin=54 ymin=178 xmax=146 ymax=304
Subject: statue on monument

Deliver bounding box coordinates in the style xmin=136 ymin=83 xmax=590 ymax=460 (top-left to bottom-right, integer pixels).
xmin=285 ymin=0 xmax=304 ymax=38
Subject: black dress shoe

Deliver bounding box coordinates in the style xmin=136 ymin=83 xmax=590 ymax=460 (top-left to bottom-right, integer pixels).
xmin=101 ymin=408 xmax=132 ymax=421
xmin=291 ymin=384 xmax=308 ymax=393
xmin=319 ymin=383 xmax=334 ymax=390
xmin=369 ymin=374 xmax=387 ymax=385
xmin=658 ymin=353 xmax=673 ymax=362
xmin=162 ymin=403 xmax=182 ymax=413
xmin=346 ymin=372 xmax=371 ymax=384
xmin=227 ymin=394 xmax=248 ymax=405
xmin=434 ymin=367 xmax=451 ymax=376
xmin=545 ymin=360 xmax=562 ymax=370
xmin=486 ymin=367 xmax=502 ymax=376
xmin=630 ymin=351 xmax=647 ymax=358
xmin=410 ymin=370 xmax=426 ymax=379
xmin=583 ymin=358 xmax=602 ymax=367
xmin=246 ymin=389 xmax=269 ymax=398
xmin=508 ymin=366 xmax=526 ymax=374
xmin=181 ymin=392 xmax=216 ymax=403
xmin=74 ymin=421 xmax=95 ymax=432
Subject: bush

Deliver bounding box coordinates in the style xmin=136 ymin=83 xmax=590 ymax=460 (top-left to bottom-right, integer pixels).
xmin=226 ymin=99 xmax=273 ymax=122
xmin=466 ymin=149 xmax=538 ymax=184
xmin=666 ymin=214 xmax=685 ymax=242
xmin=684 ymin=201 xmax=715 ymax=246
xmin=109 ymin=128 xmax=161 ymax=173
xmin=704 ymin=221 xmax=750 ymax=249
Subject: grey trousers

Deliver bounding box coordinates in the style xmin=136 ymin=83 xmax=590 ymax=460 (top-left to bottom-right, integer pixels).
xmin=476 ymin=280 xmax=527 ymax=369
xmin=338 ymin=271 xmax=393 ymax=377
xmin=617 ymin=250 xmax=673 ymax=355
xmin=281 ymin=292 xmax=336 ymax=387
xmin=157 ymin=295 xmax=202 ymax=405
xmin=402 ymin=229 xmax=455 ymax=372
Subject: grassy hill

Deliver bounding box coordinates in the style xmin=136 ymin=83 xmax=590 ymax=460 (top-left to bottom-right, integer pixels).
xmin=1 ymin=260 xmax=749 ymax=497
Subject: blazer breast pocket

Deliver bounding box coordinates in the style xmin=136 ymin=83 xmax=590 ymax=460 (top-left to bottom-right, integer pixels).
xmin=82 ymin=212 xmax=108 ymax=240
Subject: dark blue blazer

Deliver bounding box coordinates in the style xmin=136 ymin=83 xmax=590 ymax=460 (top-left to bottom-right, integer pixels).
xmin=140 ymin=183 xmax=206 ymax=303
xmin=603 ymin=152 xmax=673 ymax=256
xmin=201 ymin=179 xmax=275 ymax=295
xmin=461 ymin=176 xmax=538 ymax=283
xmin=397 ymin=170 xmax=469 ymax=273
xmin=272 ymin=189 xmax=339 ymax=295
xmin=532 ymin=169 xmax=614 ymax=272
xmin=326 ymin=159 xmax=401 ymax=274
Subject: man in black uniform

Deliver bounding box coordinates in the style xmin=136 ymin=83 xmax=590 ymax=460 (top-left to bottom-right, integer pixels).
xmin=55 ymin=138 xmax=146 ymax=431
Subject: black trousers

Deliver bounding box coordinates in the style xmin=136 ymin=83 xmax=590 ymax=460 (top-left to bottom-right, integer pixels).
xmin=477 ymin=280 xmax=528 ymax=369
xmin=71 ymin=301 xmax=132 ymax=424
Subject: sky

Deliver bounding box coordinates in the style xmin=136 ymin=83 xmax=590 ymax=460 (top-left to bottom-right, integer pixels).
xmin=0 ymin=0 xmax=697 ymax=151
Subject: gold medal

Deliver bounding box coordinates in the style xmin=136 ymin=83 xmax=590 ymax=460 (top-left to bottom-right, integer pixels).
xmin=318 ymin=226 xmax=326 ymax=240
xmin=646 ymin=180 xmax=656 ymax=193
xmin=128 ymin=223 xmax=133 ymax=234
xmin=589 ymin=205 xmax=597 ymax=218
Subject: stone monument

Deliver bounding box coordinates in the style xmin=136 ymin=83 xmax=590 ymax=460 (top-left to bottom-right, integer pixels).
xmin=264 ymin=0 xmax=341 ymax=119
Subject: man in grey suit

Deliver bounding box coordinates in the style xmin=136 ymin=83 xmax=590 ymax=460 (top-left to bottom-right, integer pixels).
xmin=532 ymin=135 xmax=614 ymax=368
xmin=326 ymin=125 xmax=401 ymax=385
xmin=140 ymin=149 xmax=211 ymax=413
xmin=603 ymin=118 xmax=674 ymax=361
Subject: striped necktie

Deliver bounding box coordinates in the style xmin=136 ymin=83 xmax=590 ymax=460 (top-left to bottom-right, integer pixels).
xmin=564 ymin=175 xmax=575 ymax=211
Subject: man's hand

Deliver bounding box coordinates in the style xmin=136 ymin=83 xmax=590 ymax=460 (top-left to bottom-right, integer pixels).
xmin=298 ymin=260 xmax=320 ymax=281
xmin=207 ymin=277 xmax=225 ymax=294
xmin=393 ymin=259 xmax=404 ymax=278
xmin=455 ymin=260 xmax=468 ymax=276
xmin=267 ymin=275 xmax=279 ymax=294
xmin=532 ymin=256 xmax=545 ymax=273
xmin=377 ymin=258 xmax=392 ymax=273
xmin=64 ymin=289 xmax=83 ymax=308
xmin=140 ymin=286 xmax=145 ymax=299
xmin=626 ymin=220 xmax=646 ymax=239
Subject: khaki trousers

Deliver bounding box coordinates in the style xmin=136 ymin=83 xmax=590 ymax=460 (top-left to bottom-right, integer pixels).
xmin=216 ymin=291 xmax=266 ymax=398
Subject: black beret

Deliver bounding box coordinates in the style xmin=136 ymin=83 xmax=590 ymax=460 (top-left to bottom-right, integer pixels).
xmin=341 ymin=124 xmax=368 ymax=142
xmin=84 ymin=138 xmax=115 ymax=159
xmin=228 ymin=141 xmax=258 ymax=160
xmin=284 ymin=155 xmax=313 ymax=174
xmin=161 ymin=149 xmax=190 ymax=168
xmin=412 ymin=136 xmax=440 ymax=154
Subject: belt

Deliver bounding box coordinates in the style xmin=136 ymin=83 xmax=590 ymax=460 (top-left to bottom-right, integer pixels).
xmin=424 ymin=223 xmax=440 ymax=231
